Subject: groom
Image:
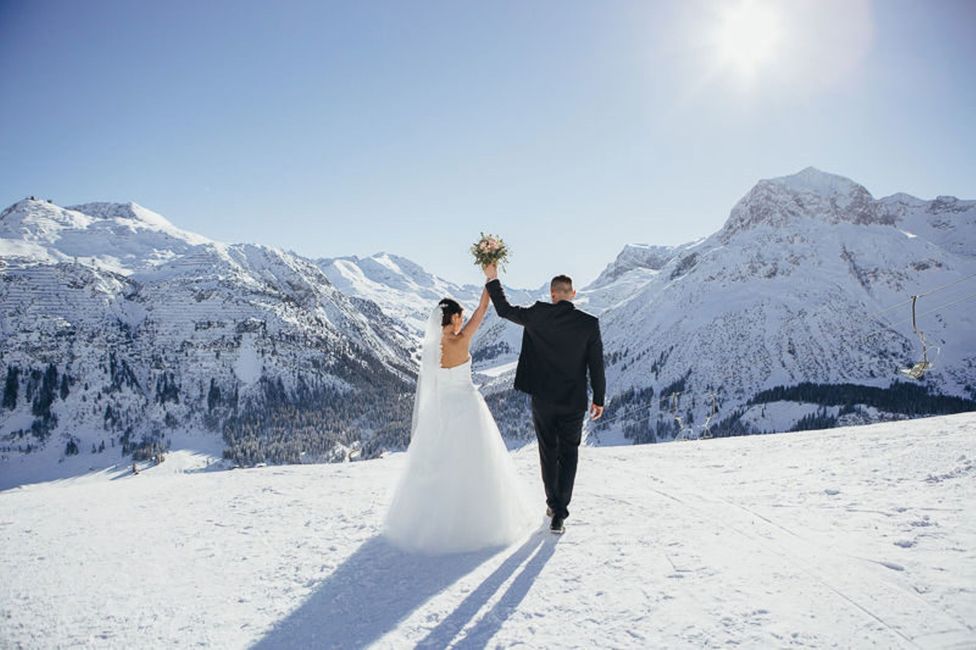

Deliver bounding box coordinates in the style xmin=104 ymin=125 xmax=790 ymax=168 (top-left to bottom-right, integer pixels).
xmin=484 ymin=264 xmax=605 ymax=534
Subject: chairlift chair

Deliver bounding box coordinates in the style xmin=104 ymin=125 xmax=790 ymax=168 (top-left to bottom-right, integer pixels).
xmin=899 ymin=295 xmax=933 ymax=380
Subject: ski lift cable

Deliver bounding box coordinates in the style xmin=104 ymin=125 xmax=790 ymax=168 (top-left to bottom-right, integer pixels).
xmin=793 ymin=289 xmax=974 ymax=366
xmin=854 ymin=273 xmax=976 ymax=328
xmin=596 ymin=396 xmax=671 ymax=424
xmin=595 ymin=401 xmax=704 ymax=430
xmin=855 ymin=271 xmax=976 ymax=323
xmin=857 ymin=289 xmax=976 ymax=346
xmin=593 ymin=401 xmax=668 ymax=428
xmin=916 ymin=271 xmax=976 ymax=298
xmin=875 ymin=273 xmax=976 ymax=314
xmin=913 ymin=290 xmax=976 ymax=321
xmin=597 ymin=386 xmax=724 ymax=428
xmin=766 ymin=273 xmax=976 ymax=355
xmin=599 ymin=404 xmax=726 ymax=430
xmin=595 ymin=388 xmax=750 ymax=429
xmin=596 ymin=393 xmax=693 ymax=428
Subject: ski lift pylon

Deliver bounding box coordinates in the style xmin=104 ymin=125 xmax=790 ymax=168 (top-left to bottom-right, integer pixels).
xmin=701 ymin=392 xmax=718 ymax=439
xmin=669 ymin=391 xmax=693 ymax=440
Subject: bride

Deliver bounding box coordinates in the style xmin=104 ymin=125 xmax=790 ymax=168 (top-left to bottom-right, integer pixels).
xmin=382 ymin=288 xmax=539 ymax=554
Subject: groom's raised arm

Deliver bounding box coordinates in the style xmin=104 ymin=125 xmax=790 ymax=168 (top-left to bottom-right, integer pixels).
xmin=485 ymin=279 xmax=531 ymax=327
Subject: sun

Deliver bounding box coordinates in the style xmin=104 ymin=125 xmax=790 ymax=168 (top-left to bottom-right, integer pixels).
xmin=712 ymin=0 xmax=785 ymax=81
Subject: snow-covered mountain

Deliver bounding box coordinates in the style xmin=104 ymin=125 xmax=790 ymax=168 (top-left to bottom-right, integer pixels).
xmin=313 ymin=169 xmax=975 ymax=445
xmin=317 ymin=252 xmax=545 ymax=372
xmin=592 ymin=167 xmax=976 ymax=441
xmin=2 ymin=167 xmax=974 ymax=488
xmin=574 ymin=241 xmax=704 ymax=315
xmin=317 ymin=252 xmax=483 ymax=335
xmin=3 ymin=412 xmax=974 ymax=647
xmin=0 ymin=199 xmax=417 ymax=488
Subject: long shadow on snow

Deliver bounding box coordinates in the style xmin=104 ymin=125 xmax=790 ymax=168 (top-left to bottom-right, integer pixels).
xmin=252 ymin=533 xmax=527 ymax=649
xmin=416 ymin=531 xmax=558 ymax=648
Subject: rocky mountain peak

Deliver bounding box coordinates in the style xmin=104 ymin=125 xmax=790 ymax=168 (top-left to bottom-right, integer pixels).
xmin=719 ymin=167 xmax=887 ymax=240
xmin=66 ymin=201 xmax=197 ymax=234
xmin=766 ymin=167 xmax=871 ymax=199
xmin=588 ymin=243 xmax=686 ymax=290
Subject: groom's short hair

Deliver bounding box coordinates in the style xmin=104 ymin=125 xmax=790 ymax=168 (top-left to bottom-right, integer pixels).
xmin=550 ymin=275 xmax=574 ymax=294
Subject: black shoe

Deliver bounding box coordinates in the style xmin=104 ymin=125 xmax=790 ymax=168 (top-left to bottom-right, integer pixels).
xmin=546 ymin=506 xmax=553 ymax=517
xmin=549 ymin=514 xmax=565 ymax=535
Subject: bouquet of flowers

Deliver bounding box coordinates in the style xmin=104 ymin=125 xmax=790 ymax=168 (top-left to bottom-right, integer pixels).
xmin=470 ymin=232 xmax=510 ymax=271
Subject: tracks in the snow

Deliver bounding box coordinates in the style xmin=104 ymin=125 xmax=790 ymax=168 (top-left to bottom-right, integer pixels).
xmin=623 ymin=467 xmax=971 ymax=648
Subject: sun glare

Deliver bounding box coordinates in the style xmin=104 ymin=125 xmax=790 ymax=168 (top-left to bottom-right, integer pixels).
xmin=713 ymin=0 xmax=784 ymax=81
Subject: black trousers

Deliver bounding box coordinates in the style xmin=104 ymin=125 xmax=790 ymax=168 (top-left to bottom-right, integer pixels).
xmin=530 ymin=396 xmax=586 ymax=520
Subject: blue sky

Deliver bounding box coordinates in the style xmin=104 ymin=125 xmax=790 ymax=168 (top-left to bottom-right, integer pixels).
xmin=1 ymin=0 xmax=974 ymax=288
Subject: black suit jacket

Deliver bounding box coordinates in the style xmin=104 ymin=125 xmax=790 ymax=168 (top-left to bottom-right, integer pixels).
xmin=486 ymin=279 xmax=606 ymax=411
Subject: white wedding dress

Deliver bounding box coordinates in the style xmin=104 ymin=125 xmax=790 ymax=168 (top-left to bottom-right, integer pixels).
xmin=382 ymin=306 xmax=538 ymax=554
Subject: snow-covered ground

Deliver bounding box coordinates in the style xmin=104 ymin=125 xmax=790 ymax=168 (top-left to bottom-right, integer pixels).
xmin=2 ymin=413 xmax=974 ymax=648
xmin=0 ymin=430 xmax=228 ymax=493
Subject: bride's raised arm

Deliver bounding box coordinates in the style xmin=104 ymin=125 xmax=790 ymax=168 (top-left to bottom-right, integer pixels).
xmin=461 ymin=286 xmax=491 ymax=339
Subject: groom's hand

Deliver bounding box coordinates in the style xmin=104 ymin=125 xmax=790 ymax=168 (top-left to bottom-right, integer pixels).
xmin=590 ymin=404 xmax=604 ymax=420
xmin=484 ymin=263 xmax=499 ymax=282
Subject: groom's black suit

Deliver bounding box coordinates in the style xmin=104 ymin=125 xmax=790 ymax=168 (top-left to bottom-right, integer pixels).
xmin=486 ymin=279 xmax=605 ymax=520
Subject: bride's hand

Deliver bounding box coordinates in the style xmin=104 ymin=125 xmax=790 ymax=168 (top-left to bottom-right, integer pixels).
xmin=483 ymin=263 xmax=498 ymax=281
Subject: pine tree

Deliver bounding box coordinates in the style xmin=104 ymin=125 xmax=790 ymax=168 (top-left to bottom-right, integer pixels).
xmin=2 ymin=366 xmax=18 ymax=410
xmin=32 ymin=364 xmax=58 ymax=417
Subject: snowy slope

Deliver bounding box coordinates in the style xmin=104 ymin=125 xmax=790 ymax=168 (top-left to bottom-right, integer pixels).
xmin=1 ymin=412 xmax=973 ymax=648
xmin=0 ymin=199 xmax=416 ymax=489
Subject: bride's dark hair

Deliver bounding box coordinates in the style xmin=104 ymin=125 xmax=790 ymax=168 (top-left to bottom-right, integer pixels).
xmin=438 ymin=298 xmax=462 ymax=326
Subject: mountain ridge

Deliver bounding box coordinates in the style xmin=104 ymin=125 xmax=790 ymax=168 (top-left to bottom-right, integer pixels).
xmin=0 ymin=199 xmax=417 ymax=489
xmin=2 ymin=167 xmax=974 ymax=487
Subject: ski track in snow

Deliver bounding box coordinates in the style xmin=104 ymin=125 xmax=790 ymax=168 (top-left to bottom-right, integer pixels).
xmin=1 ymin=413 xmax=974 ymax=649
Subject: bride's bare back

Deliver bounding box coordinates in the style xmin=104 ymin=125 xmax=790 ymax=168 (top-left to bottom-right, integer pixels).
xmin=440 ymin=288 xmax=491 ymax=369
